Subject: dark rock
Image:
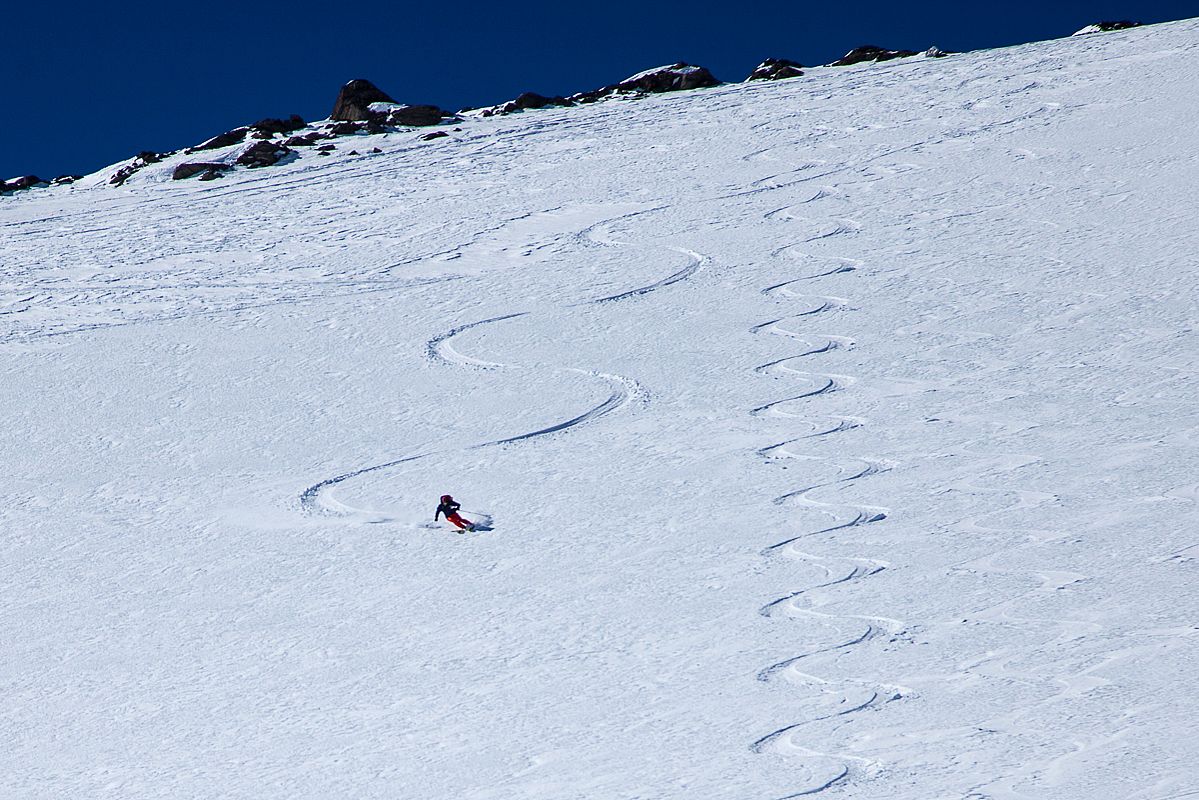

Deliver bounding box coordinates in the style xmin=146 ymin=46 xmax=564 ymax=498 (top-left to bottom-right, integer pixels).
xmin=421 ymin=131 xmax=449 ymax=140
xmin=829 ymin=45 xmax=918 ymax=67
xmin=172 ymin=162 xmax=231 ymax=180
xmin=348 ymin=150 xmax=360 ymax=155
xmin=1 ymin=175 xmax=47 ymax=193
xmin=618 ymin=63 xmax=720 ymax=93
xmin=109 ymin=151 xmax=169 ymax=185
xmin=283 ymin=132 xmax=326 ymax=147
xmin=923 ymin=45 xmax=951 ymax=58
xmin=251 ymin=114 xmax=306 ymax=135
xmin=332 ymin=79 xmax=396 ymax=121
xmin=189 ymin=127 xmax=250 ymax=152
xmin=316 ymin=144 xmax=336 ymax=152
xmin=52 ymin=174 xmax=83 ymax=185
xmin=368 ymin=103 xmax=451 ymax=127
xmin=1074 ymin=20 xmax=1141 ymax=35
xmin=326 ymin=121 xmax=363 ymax=136
xmin=198 ymin=168 xmax=226 ymax=181
xmin=746 ymin=58 xmax=805 ymax=81
xmin=235 ymin=140 xmax=292 ymax=168
xmin=571 ymin=63 xmax=720 ymax=104
xmin=371 ymin=147 xmax=382 ymax=153
xmin=481 ymin=91 xmax=574 ymax=117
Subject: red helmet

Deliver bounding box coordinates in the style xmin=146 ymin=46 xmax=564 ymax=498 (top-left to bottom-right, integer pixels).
xmin=440 ymin=494 xmax=453 ymax=503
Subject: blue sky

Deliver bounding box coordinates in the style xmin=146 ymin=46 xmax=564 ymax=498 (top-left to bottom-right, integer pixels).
xmin=3 ymin=0 xmax=1194 ymax=179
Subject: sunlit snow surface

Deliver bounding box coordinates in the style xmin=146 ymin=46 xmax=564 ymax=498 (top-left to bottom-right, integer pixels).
xmin=3 ymin=19 xmax=1198 ymax=800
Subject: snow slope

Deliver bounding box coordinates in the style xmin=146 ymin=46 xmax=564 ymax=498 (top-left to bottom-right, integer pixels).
xmin=3 ymin=19 xmax=1198 ymax=800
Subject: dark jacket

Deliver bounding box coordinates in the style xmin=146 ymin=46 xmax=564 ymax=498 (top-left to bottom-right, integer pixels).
xmin=435 ymin=500 xmax=461 ymax=521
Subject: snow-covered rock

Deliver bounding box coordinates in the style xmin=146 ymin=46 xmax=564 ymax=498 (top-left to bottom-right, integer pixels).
xmin=365 ymin=101 xmax=452 ymax=127
xmin=234 ymin=140 xmax=293 ymax=168
xmin=171 ymin=162 xmax=231 ymax=181
xmin=331 ymin=78 xmax=396 ymax=121
xmin=746 ymin=57 xmax=805 ymax=81
xmin=108 ymin=150 xmax=171 ymax=185
xmin=477 ymin=91 xmax=575 ymax=117
xmin=829 ymin=44 xmax=918 ymax=66
xmin=1073 ymin=20 xmax=1142 ymax=36
xmin=0 ymin=175 xmax=48 ymax=194
xmin=569 ymin=62 xmax=720 ymax=104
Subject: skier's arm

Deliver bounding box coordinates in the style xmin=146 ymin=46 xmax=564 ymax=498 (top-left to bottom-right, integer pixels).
xmin=435 ymin=505 xmax=442 ymax=521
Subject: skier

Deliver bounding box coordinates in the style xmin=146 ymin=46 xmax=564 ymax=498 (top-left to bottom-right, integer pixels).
xmin=435 ymin=494 xmax=475 ymax=532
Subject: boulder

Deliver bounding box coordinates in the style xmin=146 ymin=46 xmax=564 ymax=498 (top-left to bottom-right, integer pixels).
xmin=172 ymin=162 xmax=231 ymax=180
xmin=52 ymin=174 xmax=83 ymax=185
xmin=235 ymin=141 xmax=292 ymax=168
xmin=251 ymin=114 xmax=306 ymax=135
xmin=746 ymin=58 xmax=805 ymax=81
xmin=829 ymin=45 xmax=918 ymax=67
xmin=614 ymin=62 xmax=720 ymax=93
xmin=923 ymin=45 xmax=950 ymax=58
xmin=511 ymin=91 xmax=571 ymax=111
xmin=283 ymin=131 xmax=326 ymax=147
xmin=481 ymin=91 xmax=575 ymax=116
xmin=1 ymin=175 xmax=47 ymax=193
xmin=1073 ymin=21 xmax=1141 ymax=36
xmin=332 ymin=79 xmax=396 ymax=121
xmin=421 ymin=131 xmax=449 ymax=140
xmin=326 ymin=121 xmax=363 ymax=136
xmin=572 ymin=63 xmax=720 ymax=104
xmin=367 ymin=102 xmax=451 ymax=127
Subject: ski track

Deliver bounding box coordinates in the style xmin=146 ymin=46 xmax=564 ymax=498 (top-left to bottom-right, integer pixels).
xmin=590 ymin=246 xmax=705 ymax=304
xmin=749 ymin=184 xmax=901 ymax=797
xmin=425 ymin=312 xmax=529 ymax=368
xmin=301 ymin=213 xmax=680 ymax=516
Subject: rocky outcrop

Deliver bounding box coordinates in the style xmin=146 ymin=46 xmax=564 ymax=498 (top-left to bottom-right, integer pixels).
xmin=1 ymin=175 xmax=48 ymax=194
xmin=480 ymin=91 xmax=574 ymax=117
xmin=610 ymin=62 xmax=718 ymax=95
xmin=571 ymin=63 xmax=720 ymax=104
xmin=250 ymin=115 xmax=306 ymax=135
xmin=283 ymin=131 xmax=328 ymax=147
xmin=924 ymin=45 xmax=950 ymax=58
xmin=52 ymin=175 xmax=83 ymax=185
xmin=110 ymin=151 xmax=171 ymax=185
xmin=235 ymin=141 xmax=292 ymax=168
xmin=367 ymin=103 xmax=451 ymax=127
xmin=421 ymin=131 xmax=449 ymax=141
xmin=828 ymin=45 xmax=917 ymax=67
xmin=332 ymin=79 xmax=396 ymax=121
xmin=746 ymin=58 xmax=805 ymax=81
xmin=1073 ymin=21 xmax=1141 ymax=36
xmin=172 ymin=162 xmax=231 ymax=180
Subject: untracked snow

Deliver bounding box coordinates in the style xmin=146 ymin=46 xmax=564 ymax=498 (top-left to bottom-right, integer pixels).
xmin=3 ymin=19 xmax=1198 ymax=800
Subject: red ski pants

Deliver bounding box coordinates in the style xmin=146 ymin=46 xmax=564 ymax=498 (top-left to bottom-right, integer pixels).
xmin=446 ymin=511 xmax=473 ymax=530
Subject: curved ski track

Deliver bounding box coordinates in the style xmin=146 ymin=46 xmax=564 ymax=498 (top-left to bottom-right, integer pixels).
xmin=301 ymin=214 xmax=691 ymax=517
xmin=591 ymin=246 xmax=705 ymax=304
xmin=750 ymin=191 xmax=900 ymax=798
